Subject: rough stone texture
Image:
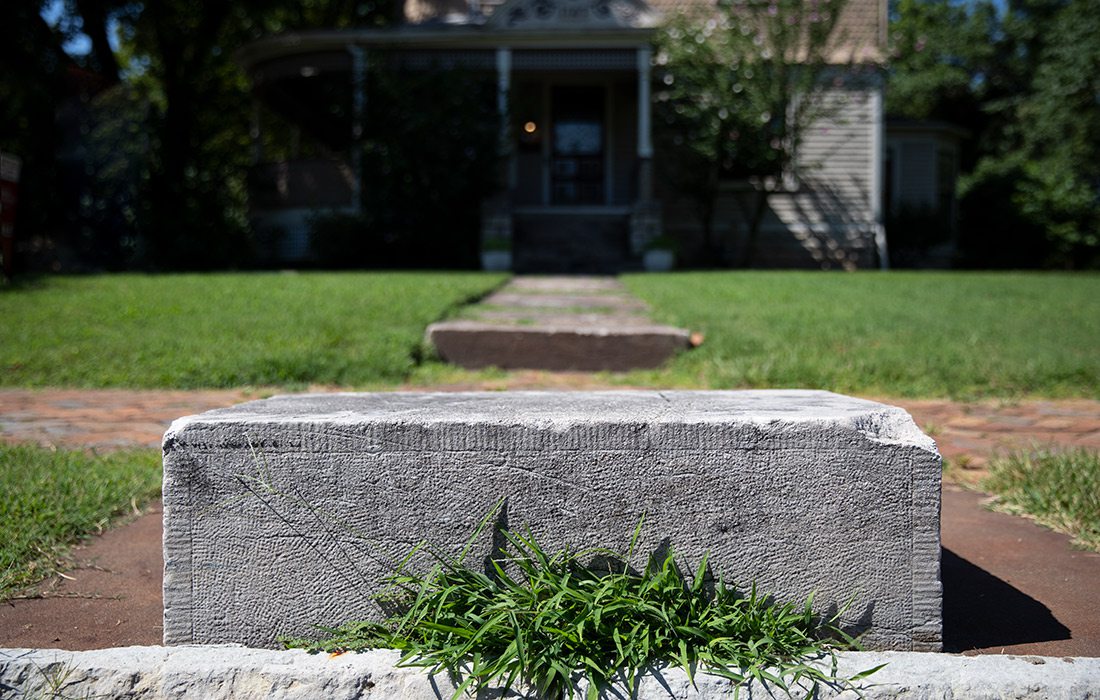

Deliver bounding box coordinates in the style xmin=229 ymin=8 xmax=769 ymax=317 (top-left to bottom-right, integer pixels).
xmin=162 ymin=390 xmax=941 ymax=650
xmin=427 ymin=321 xmax=691 ymax=371
xmin=4 ymin=647 xmax=1097 ymax=700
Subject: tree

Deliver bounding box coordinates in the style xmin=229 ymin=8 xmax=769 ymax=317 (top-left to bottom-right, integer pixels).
xmin=654 ymin=0 xmax=853 ymax=266
xmin=4 ymin=1 xmax=406 ymax=272
xmin=887 ymin=0 xmax=1099 ymax=268
xmin=1006 ymin=0 xmax=1100 ymax=266
xmin=310 ymin=62 xmax=501 ymax=268
xmin=885 ymin=0 xmax=996 ymax=126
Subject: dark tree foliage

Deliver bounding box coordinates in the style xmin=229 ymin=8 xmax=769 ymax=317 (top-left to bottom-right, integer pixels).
xmin=1 ymin=0 xmax=406 ymax=272
xmin=310 ymin=62 xmax=500 ymax=269
xmin=0 ymin=5 xmax=78 ymax=269
xmin=888 ymin=0 xmax=1100 ymax=268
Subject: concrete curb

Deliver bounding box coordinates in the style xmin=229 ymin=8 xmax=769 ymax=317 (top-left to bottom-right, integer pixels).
xmin=2 ymin=647 xmax=1097 ymax=699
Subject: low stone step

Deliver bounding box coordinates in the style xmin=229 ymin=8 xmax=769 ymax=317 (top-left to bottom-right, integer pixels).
xmin=467 ymin=310 xmax=656 ymax=327
xmin=162 ymin=390 xmax=942 ymax=651
xmin=430 ymin=275 xmax=690 ymax=371
xmin=508 ymin=276 xmax=623 ymax=293
xmin=427 ymin=319 xmax=690 ymax=371
xmin=483 ymin=292 xmax=649 ymax=311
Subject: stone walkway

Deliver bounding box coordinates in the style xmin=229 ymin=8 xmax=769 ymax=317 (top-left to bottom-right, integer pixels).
xmin=427 ymin=276 xmax=692 ymax=371
xmin=1 ymin=388 xmax=1099 ymax=655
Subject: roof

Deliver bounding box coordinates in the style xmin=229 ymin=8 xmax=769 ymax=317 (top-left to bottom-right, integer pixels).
xmin=236 ymin=0 xmax=884 ymax=70
xmin=406 ymin=0 xmax=885 ymax=62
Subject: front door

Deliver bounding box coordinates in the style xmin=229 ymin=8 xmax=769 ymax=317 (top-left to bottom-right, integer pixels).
xmin=550 ymin=86 xmax=605 ymax=205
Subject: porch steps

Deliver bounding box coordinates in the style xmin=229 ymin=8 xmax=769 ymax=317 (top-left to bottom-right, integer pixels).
xmin=513 ymin=213 xmax=632 ymax=273
xmin=426 ymin=276 xmax=692 ymax=371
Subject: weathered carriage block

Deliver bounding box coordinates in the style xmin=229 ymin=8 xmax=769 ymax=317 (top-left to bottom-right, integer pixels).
xmin=162 ymin=390 xmax=941 ymax=650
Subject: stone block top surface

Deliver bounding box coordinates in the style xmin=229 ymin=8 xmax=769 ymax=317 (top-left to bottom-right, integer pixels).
xmin=167 ymin=390 xmax=934 ymax=451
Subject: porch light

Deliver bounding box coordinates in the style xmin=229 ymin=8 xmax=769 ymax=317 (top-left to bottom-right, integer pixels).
xmin=523 ymin=121 xmax=538 ymax=134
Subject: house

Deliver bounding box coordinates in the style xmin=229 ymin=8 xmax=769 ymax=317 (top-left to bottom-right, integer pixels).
xmin=237 ymin=0 xmax=887 ymax=270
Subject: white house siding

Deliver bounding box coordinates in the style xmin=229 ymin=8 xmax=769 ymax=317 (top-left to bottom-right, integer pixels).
xmin=662 ymin=85 xmax=882 ymax=269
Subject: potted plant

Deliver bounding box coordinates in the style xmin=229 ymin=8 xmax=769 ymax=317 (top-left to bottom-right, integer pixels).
xmin=643 ymin=236 xmax=677 ymax=272
xmin=480 ymin=236 xmax=512 ymax=271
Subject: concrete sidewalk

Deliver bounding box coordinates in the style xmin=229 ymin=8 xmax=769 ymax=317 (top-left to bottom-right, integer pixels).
xmin=1 ymin=388 xmax=1099 ymax=655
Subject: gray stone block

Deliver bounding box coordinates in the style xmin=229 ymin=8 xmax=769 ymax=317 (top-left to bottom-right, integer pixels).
xmin=426 ymin=320 xmax=691 ymax=370
xmin=162 ymin=390 xmax=941 ymax=650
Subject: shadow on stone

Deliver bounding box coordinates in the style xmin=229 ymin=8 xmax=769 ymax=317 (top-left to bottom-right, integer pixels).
xmin=942 ymin=547 xmax=1070 ymax=652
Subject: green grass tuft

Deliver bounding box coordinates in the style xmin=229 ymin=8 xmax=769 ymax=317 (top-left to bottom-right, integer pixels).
xmin=983 ymin=449 xmax=1100 ymax=551
xmin=0 ymin=444 xmax=162 ymax=599
xmin=284 ymin=513 xmax=875 ymax=699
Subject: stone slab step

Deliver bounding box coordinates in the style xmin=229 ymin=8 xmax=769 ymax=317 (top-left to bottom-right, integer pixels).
xmin=483 ymin=292 xmax=649 ymax=311
xmin=466 ymin=310 xmax=656 ymax=327
xmin=431 ymin=275 xmax=691 ymax=371
xmin=427 ymin=320 xmax=690 ymax=371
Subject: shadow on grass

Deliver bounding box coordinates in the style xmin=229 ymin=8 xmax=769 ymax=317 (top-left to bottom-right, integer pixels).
xmin=942 ymin=547 xmax=1069 ymax=652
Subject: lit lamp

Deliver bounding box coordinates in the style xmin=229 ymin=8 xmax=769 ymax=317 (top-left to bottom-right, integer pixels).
xmin=519 ymin=120 xmax=540 ymax=146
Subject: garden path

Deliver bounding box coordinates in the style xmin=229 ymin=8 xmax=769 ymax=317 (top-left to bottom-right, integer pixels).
xmin=427 ymin=276 xmax=693 ymax=370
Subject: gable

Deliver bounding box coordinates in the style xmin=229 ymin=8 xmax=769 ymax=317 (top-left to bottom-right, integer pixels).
xmin=405 ymin=0 xmax=884 ymax=61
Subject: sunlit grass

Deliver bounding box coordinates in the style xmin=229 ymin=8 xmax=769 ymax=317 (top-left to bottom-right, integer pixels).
xmin=983 ymin=449 xmax=1100 ymax=551
xmin=0 ymin=444 xmax=162 ymax=599
xmin=621 ymin=271 xmax=1100 ymax=399
xmin=0 ymin=272 xmax=505 ymax=388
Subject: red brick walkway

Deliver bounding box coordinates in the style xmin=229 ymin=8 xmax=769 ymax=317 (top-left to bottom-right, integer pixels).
xmin=0 ymin=389 xmax=258 ymax=449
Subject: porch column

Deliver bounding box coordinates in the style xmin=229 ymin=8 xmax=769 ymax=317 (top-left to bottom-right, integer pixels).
xmin=630 ymin=45 xmax=662 ymax=255
xmin=348 ymin=44 xmax=368 ymax=214
xmin=871 ymin=83 xmax=889 ymax=269
xmin=636 ymin=45 xmax=653 ymax=201
xmin=496 ymin=47 xmax=515 ymax=190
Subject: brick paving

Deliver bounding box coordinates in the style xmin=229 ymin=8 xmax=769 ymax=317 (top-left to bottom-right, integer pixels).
xmin=891 ymin=399 xmax=1100 ymax=484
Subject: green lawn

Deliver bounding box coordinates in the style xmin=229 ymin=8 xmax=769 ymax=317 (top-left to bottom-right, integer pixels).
xmin=0 ymin=444 xmax=162 ymax=599
xmin=0 ymin=272 xmax=506 ymax=388
xmin=2 ymin=271 xmax=1097 ymax=398
xmin=620 ymin=271 xmax=1100 ymax=399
